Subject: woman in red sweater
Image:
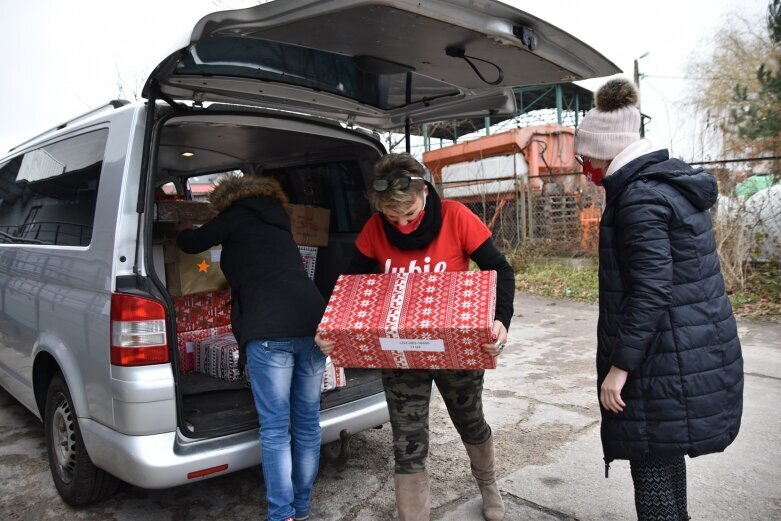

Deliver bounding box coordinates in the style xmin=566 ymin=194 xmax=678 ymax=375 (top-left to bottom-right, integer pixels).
xmin=317 ymin=153 xmax=515 ymax=521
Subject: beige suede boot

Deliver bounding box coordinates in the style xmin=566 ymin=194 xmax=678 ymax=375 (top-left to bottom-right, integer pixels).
xmin=394 ymin=471 xmax=431 ymax=521
xmin=464 ymin=435 xmax=505 ymax=521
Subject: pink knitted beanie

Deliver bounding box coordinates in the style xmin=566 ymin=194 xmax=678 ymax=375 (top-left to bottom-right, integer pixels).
xmin=575 ymin=78 xmax=641 ymax=160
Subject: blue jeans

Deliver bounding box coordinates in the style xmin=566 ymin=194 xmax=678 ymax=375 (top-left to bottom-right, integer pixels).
xmin=246 ymin=337 xmax=326 ymax=521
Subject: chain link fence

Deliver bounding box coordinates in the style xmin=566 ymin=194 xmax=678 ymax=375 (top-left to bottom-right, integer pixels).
xmin=453 ymin=172 xmax=604 ymax=257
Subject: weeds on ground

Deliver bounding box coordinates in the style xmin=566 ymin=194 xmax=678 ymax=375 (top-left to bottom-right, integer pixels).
xmin=508 ymin=251 xmax=780 ymax=321
xmin=729 ymin=266 xmax=781 ymax=320
xmin=510 ymin=256 xmax=599 ymax=302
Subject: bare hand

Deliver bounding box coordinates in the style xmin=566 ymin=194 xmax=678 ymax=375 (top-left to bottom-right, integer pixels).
xmin=315 ymin=332 xmax=336 ymax=356
xmin=600 ymin=365 xmax=628 ymax=413
xmin=482 ymin=320 xmax=507 ymax=358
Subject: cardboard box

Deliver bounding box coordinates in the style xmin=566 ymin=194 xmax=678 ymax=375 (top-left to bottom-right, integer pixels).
xmin=164 ymin=243 xmax=228 ymax=296
xmin=284 ymin=204 xmax=330 ymax=246
xmin=156 ymin=200 xmax=214 ymax=223
xmin=318 ymin=271 xmax=497 ymax=370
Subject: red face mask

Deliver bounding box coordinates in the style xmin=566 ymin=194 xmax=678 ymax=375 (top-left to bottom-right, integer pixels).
xmin=388 ymin=195 xmax=427 ymax=234
xmin=582 ymin=158 xmax=604 ymax=187
xmin=390 ymin=208 xmax=425 ymax=234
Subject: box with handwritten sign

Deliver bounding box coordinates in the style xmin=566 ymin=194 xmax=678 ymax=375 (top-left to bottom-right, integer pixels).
xmin=284 ymin=204 xmax=330 ymax=247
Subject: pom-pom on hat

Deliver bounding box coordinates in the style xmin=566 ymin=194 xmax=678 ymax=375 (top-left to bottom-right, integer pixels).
xmin=574 ymin=78 xmax=641 ymax=160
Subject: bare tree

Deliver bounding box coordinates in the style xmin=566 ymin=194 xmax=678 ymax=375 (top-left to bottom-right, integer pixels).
xmin=686 ymin=8 xmax=780 ymax=163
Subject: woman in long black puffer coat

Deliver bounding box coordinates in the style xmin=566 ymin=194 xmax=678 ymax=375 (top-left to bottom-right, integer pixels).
xmin=574 ymin=78 xmax=743 ymax=521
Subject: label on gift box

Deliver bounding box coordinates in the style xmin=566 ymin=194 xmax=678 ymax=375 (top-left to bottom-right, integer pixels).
xmin=379 ymin=338 xmax=445 ymax=352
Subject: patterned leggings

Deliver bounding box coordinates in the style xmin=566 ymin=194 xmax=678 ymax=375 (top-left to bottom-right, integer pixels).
xmin=382 ymin=369 xmax=491 ymax=474
xmin=630 ymin=455 xmax=689 ymax=521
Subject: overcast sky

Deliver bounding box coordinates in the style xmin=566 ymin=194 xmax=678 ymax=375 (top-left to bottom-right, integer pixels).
xmin=0 ymin=0 xmax=769 ymax=159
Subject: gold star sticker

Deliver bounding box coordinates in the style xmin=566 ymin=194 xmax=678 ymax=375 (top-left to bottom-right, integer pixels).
xmin=197 ymin=260 xmax=209 ymax=273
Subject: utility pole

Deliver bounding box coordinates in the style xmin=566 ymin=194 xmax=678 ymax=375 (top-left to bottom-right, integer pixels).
xmin=634 ymin=52 xmax=649 ymax=137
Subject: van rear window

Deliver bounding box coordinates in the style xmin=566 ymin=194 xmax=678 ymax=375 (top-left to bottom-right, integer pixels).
xmin=175 ymin=37 xmax=460 ymax=111
xmin=0 ymin=129 xmax=108 ymax=246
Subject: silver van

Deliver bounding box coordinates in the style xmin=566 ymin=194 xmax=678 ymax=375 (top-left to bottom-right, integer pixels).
xmin=0 ymin=0 xmax=618 ymax=505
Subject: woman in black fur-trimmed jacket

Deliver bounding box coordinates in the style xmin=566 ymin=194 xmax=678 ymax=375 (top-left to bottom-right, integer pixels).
xmin=177 ymin=175 xmax=326 ymax=521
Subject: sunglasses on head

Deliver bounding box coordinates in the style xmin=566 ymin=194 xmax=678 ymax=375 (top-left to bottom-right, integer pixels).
xmin=371 ymin=175 xmax=425 ymax=192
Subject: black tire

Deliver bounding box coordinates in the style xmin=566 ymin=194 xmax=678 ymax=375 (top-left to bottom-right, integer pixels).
xmin=44 ymin=373 xmax=120 ymax=505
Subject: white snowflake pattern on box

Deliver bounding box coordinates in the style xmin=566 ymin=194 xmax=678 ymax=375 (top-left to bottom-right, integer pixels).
xmin=319 ymin=271 xmax=497 ymax=369
xmin=197 ymin=334 xmax=241 ymax=382
xmin=298 ymin=245 xmax=317 ymax=280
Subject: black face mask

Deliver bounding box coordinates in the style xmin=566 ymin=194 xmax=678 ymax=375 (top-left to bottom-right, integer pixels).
xmin=380 ymin=181 xmax=442 ymax=250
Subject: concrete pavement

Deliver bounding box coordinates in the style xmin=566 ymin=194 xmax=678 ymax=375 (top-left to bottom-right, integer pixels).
xmin=1 ymin=294 xmax=779 ymax=520
xmin=438 ymin=295 xmax=781 ymax=520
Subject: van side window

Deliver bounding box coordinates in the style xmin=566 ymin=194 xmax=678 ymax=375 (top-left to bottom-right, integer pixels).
xmin=0 ymin=129 xmax=108 ymax=246
xmin=186 ymin=171 xmax=241 ymax=201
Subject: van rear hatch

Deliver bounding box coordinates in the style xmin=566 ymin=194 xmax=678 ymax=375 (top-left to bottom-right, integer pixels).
xmin=144 ymin=0 xmax=619 ymax=128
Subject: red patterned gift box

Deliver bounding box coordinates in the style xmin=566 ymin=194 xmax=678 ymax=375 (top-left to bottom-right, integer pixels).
xmin=318 ymin=271 xmax=497 ymax=370
xmin=173 ymin=290 xmax=232 ymax=332
xmin=177 ymin=325 xmax=233 ymax=373
xmin=322 ymin=356 xmax=346 ymax=392
xmin=298 ymin=245 xmax=317 ymax=280
xmin=197 ymin=334 xmax=242 ymax=382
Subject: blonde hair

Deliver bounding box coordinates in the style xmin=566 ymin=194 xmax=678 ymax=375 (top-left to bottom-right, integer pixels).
xmin=368 ymin=153 xmax=426 ymax=212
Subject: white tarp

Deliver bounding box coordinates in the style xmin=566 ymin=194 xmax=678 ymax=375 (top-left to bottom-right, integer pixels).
xmin=441 ymin=153 xmax=528 ymax=199
xmin=744 ymin=185 xmax=781 ymax=262
xmin=716 ymin=187 xmax=781 ymax=263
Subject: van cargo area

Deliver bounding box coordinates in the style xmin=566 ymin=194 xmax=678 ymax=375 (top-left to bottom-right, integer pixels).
xmin=149 ymin=108 xmax=387 ymax=439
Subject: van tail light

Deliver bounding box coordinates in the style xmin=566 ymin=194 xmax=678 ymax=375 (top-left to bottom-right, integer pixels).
xmin=110 ymin=293 xmax=169 ymax=366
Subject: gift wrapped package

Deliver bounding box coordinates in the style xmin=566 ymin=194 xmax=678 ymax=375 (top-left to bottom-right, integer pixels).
xmin=322 ymin=356 xmax=347 ymax=392
xmin=172 ymin=290 xmax=232 ymax=332
xmin=318 ymin=271 xmax=497 ymax=370
xmin=177 ymin=324 xmax=233 ymax=373
xmin=197 ymin=334 xmax=242 ymax=382
xmin=298 ymin=245 xmax=318 ymax=280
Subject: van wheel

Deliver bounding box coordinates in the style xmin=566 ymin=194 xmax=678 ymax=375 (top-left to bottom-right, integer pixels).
xmin=44 ymin=374 xmax=120 ymax=505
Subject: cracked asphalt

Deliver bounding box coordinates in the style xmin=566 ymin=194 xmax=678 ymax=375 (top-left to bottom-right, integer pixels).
xmin=1 ymin=294 xmax=779 ymax=520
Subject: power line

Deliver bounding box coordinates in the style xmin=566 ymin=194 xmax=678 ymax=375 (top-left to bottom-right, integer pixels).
xmin=689 ymin=156 xmax=781 ymax=166
xmin=643 ymin=74 xmax=755 ymax=81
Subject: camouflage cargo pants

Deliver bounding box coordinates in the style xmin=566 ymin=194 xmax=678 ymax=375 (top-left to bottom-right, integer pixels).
xmin=382 ymin=369 xmax=491 ymax=474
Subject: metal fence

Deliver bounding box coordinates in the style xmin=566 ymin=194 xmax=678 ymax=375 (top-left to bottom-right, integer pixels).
xmin=454 ymin=172 xmax=604 ymax=256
